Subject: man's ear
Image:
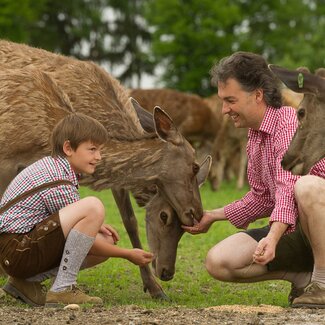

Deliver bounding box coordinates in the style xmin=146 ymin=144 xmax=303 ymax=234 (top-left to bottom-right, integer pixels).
xmin=63 ymin=140 xmax=73 ymax=156
xmin=255 ymin=89 xmax=264 ymax=103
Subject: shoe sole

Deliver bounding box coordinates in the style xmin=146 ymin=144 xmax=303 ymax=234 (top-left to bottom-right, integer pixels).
xmin=2 ymin=283 xmax=43 ymax=307
xmin=292 ymin=303 xmax=325 ymax=309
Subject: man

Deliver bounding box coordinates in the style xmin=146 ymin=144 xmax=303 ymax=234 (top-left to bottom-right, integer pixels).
xmin=183 ymin=51 xmax=325 ymax=308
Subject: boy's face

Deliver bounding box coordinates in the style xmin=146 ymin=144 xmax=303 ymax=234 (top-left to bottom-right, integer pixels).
xmin=217 ymin=78 xmax=266 ymax=130
xmin=64 ymin=140 xmax=103 ymax=174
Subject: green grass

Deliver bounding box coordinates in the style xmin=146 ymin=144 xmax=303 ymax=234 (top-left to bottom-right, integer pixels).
xmin=78 ymin=181 xmax=290 ymax=308
xmin=0 ymin=181 xmax=291 ymax=308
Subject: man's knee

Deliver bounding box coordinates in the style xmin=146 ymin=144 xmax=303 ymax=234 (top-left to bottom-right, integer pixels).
xmin=205 ymin=247 xmax=232 ymax=281
xmin=295 ymin=175 xmax=325 ymax=206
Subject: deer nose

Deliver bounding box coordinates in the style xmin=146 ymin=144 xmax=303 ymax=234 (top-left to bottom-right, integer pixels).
xmin=185 ymin=208 xmax=195 ymax=220
xmin=161 ymin=268 xmax=174 ymax=281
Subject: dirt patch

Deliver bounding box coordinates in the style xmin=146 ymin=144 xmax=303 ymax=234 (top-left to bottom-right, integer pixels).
xmin=0 ymin=304 xmax=325 ymax=325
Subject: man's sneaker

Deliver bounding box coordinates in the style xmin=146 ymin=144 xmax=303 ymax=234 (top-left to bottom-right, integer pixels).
xmin=292 ymin=282 xmax=325 ymax=308
xmin=288 ymin=283 xmax=305 ymax=305
xmin=3 ymin=277 xmax=46 ymax=306
xmin=45 ymin=285 xmax=103 ymax=307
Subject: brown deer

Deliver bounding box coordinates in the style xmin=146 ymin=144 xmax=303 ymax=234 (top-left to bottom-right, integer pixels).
xmin=0 ymin=40 xmax=211 ymax=299
xmin=269 ymin=65 xmax=325 ymax=175
xmin=129 ymin=88 xmax=225 ymax=190
xmin=203 ymin=94 xmax=248 ymax=190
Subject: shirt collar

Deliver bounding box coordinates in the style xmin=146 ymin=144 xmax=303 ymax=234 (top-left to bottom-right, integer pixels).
xmin=55 ymin=155 xmax=79 ymax=187
xmin=258 ymin=106 xmax=278 ymax=135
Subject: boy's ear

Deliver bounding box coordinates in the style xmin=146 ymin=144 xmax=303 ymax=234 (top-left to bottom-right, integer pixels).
xmin=63 ymin=140 xmax=73 ymax=156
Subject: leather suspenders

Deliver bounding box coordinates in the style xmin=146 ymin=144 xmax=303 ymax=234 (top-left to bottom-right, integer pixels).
xmin=0 ymin=180 xmax=73 ymax=214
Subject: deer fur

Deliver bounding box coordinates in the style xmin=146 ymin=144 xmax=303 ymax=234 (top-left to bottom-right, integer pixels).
xmin=0 ymin=40 xmax=210 ymax=298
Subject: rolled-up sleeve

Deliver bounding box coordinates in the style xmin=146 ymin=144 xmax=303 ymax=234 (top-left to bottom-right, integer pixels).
xmin=225 ymin=186 xmax=274 ymax=229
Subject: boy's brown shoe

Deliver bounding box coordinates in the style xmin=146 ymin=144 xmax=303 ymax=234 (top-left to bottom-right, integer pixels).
xmin=45 ymin=285 xmax=103 ymax=307
xmin=292 ymin=282 xmax=325 ymax=308
xmin=3 ymin=277 xmax=46 ymax=306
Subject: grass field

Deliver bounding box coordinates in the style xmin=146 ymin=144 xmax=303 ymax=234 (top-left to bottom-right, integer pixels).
xmin=76 ymin=181 xmax=290 ymax=308
xmin=1 ymin=181 xmax=291 ymax=308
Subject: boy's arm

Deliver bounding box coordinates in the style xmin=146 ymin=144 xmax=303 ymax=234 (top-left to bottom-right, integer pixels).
xmin=89 ymin=237 xmax=154 ymax=267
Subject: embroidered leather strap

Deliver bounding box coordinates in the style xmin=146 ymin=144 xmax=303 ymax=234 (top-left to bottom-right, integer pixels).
xmin=0 ymin=180 xmax=73 ymax=214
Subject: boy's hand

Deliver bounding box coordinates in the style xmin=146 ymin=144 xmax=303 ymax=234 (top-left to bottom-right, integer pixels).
xmin=128 ymin=249 xmax=154 ymax=266
xmin=100 ymin=224 xmax=119 ymax=244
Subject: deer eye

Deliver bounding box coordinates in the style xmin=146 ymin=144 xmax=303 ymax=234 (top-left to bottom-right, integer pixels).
xmin=160 ymin=212 xmax=168 ymax=225
xmin=193 ymin=163 xmax=200 ymax=175
xmin=297 ymin=108 xmax=305 ymax=120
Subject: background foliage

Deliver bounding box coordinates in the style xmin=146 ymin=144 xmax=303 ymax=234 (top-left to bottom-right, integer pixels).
xmin=0 ymin=0 xmax=324 ymax=94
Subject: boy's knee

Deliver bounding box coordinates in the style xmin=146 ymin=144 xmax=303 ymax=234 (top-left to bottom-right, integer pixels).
xmin=83 ymin=196 xmax=105 ymax=221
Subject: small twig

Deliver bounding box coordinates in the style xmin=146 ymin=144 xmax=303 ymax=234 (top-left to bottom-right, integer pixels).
xmin=244 ymin=249 xmax=265 ymax=275
xmin=244 ymin=259 xmax=255 ymax=275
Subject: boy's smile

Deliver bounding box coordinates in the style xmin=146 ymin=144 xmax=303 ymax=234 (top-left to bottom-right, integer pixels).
xmin=64 ymin=140 xmax=103 ymax=174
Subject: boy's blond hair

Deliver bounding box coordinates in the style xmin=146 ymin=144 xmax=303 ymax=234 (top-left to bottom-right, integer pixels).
xmin=51 ymin=113 xmax=108 ymax=157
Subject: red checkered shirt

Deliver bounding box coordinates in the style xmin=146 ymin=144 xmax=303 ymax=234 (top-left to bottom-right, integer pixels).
xmin=0 ymin=156 xmax=80 ymax=233
xmin=224 ymin=106 xmax=325 ymax=233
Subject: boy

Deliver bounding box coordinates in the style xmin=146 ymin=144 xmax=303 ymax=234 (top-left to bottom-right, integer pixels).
xmin=0 ymin=113 xmax=153 ymax=307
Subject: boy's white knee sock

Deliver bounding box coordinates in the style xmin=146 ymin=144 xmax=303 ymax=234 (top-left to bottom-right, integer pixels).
xmin=50 ymin=229 xmax=95 ymax=292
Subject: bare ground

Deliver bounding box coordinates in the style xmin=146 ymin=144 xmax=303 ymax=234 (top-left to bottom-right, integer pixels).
xmin=1 ymin=300 xmax=325 ymax=325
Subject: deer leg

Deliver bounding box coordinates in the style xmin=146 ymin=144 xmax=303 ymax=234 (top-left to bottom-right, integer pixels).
xmin=236 ymin=140 xmax=248 ymax=190
xmin=111 ymin=188 xmax=168 ymax=300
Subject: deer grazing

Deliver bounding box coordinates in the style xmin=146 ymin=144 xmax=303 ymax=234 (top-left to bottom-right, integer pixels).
xmin=0 ymin=40 xmax=211 ymax=299
xmin=269 ymin=65 xmax=325 ymax=175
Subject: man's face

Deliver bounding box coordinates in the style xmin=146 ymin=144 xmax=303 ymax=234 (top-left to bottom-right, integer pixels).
xmin=217 ymin=78 xmax=265 ymax=130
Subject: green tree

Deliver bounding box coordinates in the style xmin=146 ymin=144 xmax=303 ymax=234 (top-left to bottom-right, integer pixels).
xmin=29 ymin=0 xmax=109 ymax=60
xmin=105 ymin=0 xmax=154 ymax=87
xmin=0 ymin=0 xmax=46 ymax=42
xmin=234 ymin=0 xmax=325 ymax=72
xmin=145 ymin=0 xmax=325 ymax=95
xmin=145 ymin=0 xmax=242 ymax=96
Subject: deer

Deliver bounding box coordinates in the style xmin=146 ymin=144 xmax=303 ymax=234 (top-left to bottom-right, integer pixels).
xmin=0 ymin=40 xmax=211 ymax=299
xmin=269 ymin=65 xmax=325 ymax=175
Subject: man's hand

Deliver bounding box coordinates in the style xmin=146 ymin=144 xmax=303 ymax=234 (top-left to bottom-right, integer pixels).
xmin=182 ymin=209 xmax=225 ymax=235
xmin=253 ymin=221 xmax=288 ymax=265
xmin=253 ymin=236 xmax=276 ymax=265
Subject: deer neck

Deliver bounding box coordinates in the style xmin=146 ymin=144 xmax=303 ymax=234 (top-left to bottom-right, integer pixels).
xmin=80 ymin=136 xmax=165 ymax=191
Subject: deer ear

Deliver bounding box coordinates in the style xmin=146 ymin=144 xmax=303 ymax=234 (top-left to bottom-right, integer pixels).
xmin=196 ymin=155 xmax=212 ymax=187
xmin=153 ymin=106 xmax=183 ymax=145
xmin=269 ymin=64 xmax=325 ymax=97
xmin=315 ymin=68 xmax=325 ymax=79
xmin=130 ymin=97 xmax=155 ymax=133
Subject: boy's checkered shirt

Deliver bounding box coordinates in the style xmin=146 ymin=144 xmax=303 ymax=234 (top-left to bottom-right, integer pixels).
xmin=0 ymin=156 xmax=80 ymax=233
